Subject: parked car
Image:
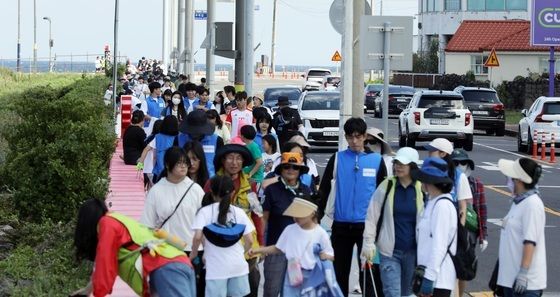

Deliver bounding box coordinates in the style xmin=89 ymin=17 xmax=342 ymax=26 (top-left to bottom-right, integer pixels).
xmin=364 ymin=83 xmax=383 ymax=112
xmin=298 ymin=91 xmax=340 ymax=146
xmin=454 ymin=86 xmax=506 ymax=136
xmin=398 ymin=90 xmax=474 ymax=151
xmin=517 ymin=96 xmax=560 ymax=153
xmin=263 ymin=86 xmax=301 ymax=113
xmin=301 ymin=68 xmax=332 ymax=91
xmin=320 ymin=75 xmax=341 ymax=91
xmin=374 ymin=85 xmax=416 ymax=118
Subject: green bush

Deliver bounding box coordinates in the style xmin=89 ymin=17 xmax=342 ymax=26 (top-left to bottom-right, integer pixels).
xmin=432 ymin=73 xmax=489 ymax=91
xmin=1 ymin=76 xmax=115 ymax=222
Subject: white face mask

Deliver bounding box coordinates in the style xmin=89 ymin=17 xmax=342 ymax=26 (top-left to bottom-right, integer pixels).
xmin=506 ymin=177 xmax=515 ymax=193
xmin=172 ymin=98 xmax=181 ymax=105
xmin=458 ymin=164 xmax=472 ymax=177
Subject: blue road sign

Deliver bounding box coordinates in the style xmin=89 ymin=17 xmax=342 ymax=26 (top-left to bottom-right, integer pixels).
xmin=195 ymin=10 xmax=207 ymax=20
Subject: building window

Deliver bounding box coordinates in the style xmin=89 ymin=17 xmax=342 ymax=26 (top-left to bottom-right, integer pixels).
xmin=506 ymin=0 xmax=527 ymax=10
xmin=445 ymin=0 xmax=461 ymax=11
xmin=426 ymin=0 xmax=441 ymax=12
xmin=486 ymin=0 xmax=505 ymax=10
xmin=467 ymin=0 xmax=485 ymax=11
xmin=471 ymin=55 xmax=489 ymax=75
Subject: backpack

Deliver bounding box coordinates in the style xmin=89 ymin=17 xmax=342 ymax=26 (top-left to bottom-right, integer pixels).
xmin=276 ymin=108 xmax=298 ymax=134
xmin=433 ymin=197 xmax=478 ymax=281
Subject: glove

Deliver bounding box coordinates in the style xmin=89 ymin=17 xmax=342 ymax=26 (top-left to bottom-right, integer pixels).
xmin=513 ymin=267 xmax=529 ymax=294
xmin=136 ymin=162 xmax=144 ymax=171
xmin=360 ymin=239 xmax=376 ymax=264
xmin=419 ymin=277 xmax=434 ymax=296
xmin=480 ymin=239 xmax=488 ymax=252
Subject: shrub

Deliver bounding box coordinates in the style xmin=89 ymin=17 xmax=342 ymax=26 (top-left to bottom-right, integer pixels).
xmin=1 ymin=76 xmax=115 ymax=222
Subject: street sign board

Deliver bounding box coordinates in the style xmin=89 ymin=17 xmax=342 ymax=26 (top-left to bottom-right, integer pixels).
xmin=359 ymin=16 xmax=413 ymax=71
xmin=531 ymin=0 xmax=560 ymax=46
xmin=329 ymin=0 xmax=372 ymax=35
xmin=195 ymin=10 xmax=208 ymax=20
xmin=484 ymin=48 xmax=500 ymax=67
xmin=331 ymin=51 xmax=342 ymax=62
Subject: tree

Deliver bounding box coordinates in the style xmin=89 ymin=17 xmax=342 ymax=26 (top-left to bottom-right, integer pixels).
xmin=413 ymin=39 xmax=439 ymax=73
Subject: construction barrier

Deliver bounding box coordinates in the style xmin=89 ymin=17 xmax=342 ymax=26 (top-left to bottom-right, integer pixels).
xmin=541 ymin=130 xmax=546 ymax=161
xmin=532 ymin=129 xmax=538 ymax=159
xmin=551 ymin=132 xmax=556 ymax=164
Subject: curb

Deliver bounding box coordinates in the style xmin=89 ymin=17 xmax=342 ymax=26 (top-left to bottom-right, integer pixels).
xmin=505 ymin=128 xmax=517 ymax=137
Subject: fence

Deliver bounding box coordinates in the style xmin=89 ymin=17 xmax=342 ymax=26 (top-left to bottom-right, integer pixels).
xmin=0 ymin=53 xmax=129 ymax=73
xmin=392 ymin=73 xmax=443 ymax=89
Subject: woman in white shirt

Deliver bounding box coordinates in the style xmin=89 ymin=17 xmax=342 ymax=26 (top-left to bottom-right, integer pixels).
xmin=411 ymin=157 xmax=458 ymax=297
xmin=496 ymin=158 xmax=546 ymax=297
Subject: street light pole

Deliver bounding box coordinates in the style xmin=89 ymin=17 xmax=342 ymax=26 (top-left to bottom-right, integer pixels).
xmin=17 ymin=0 xmax=21 ymax=72
xmin=43 ymin=17 xmax=52 ymax=72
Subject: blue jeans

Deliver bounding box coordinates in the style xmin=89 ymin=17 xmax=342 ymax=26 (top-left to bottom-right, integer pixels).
xmin=149 ymin=262 xmax=197 ymax=297
xmin=503 ymin=287 xmax=543 ymax=297
xmin=263 ymin=253 xmax=287 ymax=297
xmin=379 ymin=249 xmax=416 ymax=297
xmin=205 ymin=274 xmax=250 ymax=297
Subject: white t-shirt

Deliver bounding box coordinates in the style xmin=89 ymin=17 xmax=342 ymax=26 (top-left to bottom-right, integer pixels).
xmin=416 ymin=195 xmax=457 ymax=290
xmin=498 ymin=194 xmax=547 ymax=290
xmin=140 ymin=178 xmax=204 ymax=251
xmin=191 ymin=203 xmax=255 ymax=280
xmin=275 ymin=223 xmax=334 ymax=270
xmin=186 ymin=98 xmax=197 ymax=114
xmin=456 ymin=172 xmax=473 ymax=201
xmin=226 ymin=108 xmax=253 ymax=139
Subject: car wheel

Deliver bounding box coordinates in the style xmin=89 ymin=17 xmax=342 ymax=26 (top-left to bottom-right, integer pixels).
xmin=398 ymin=122 xmax=406 ymax=148
xmin=405 ymin=127 xmax=416 ymax=148
xmin=495 ymin=126 xmax=505 ymax=137
xmin=463 ymin=134 xmax=474 ymax=151
xmin=485 ymin=129 xmax=495 ymax=135
xmin=454 ymin=140 xmax=463 ymax=149
xmin=526 ymin=128 xmax=534 ymax=154
xmin=517 ymin=126 xmax=527 ymax=152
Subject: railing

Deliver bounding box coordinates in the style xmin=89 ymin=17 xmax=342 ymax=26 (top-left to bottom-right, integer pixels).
xmin=0 ymin=53 xmax=129 ymax=73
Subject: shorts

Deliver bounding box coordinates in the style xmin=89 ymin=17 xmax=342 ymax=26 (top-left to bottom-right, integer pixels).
xmin=205 ymin=274 xmax=250 ymax=297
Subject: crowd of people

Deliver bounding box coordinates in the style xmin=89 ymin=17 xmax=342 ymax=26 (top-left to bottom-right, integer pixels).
xmin=70 ymin=79 xmax=548 ymax=297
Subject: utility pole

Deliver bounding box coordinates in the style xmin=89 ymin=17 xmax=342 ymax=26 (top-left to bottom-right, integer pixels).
xmin=339 ymin=0 xmax=353 ymax=151
xmin=270 ymin=0 xmax=278 ymax=76
xmin=43 ymin=17 xmax=52 ymax=72
xmin=17 ymin=0 xmax=21 ymax=72
xmin=162 ymin=0 xmax=170 ymax=67
xmin=369 ymin=0 xmax=374 ymax=81
xmin=234 ymin=0 xmax=245 ymax=91
xmin=178 ymin=0 xmax=185 ymax=73
xmin=206 ymin=0 xmax=216 ymax=96
xmin=112 ymin=0 xmax=120 ymax=117
xmin=33 ymin=0 xmax=37 ymax=73
xmin=170 ymin=0 xmax=178 ymax=71
xmin=184 ymin=0 xmax=194 ymax=80
xmin=244 ymin=0 xmax=254 ymax=95
xmin=352 ymin=0 xmax=365 ymax=117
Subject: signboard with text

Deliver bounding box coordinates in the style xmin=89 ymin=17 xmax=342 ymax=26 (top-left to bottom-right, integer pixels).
xmin=195 ymin=10 xmax=208 ymax=20
xmin=531 ymin=0 xmax=560 ymax=46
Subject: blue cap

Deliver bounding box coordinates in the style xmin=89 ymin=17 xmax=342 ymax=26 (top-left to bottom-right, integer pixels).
xmin=412 ymin=157 xmax=452 ymax=184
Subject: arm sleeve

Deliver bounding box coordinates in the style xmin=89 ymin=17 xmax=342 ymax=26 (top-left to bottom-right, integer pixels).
xmin=476 ymin=178 xmax=488 ymax=241
xmin=457 ymin=173 xmax=473 ymax=201
xmin=262 ymin=186 xmax=273 ymax=211
xmin=363 ymin=182 xmax=387 ymax=243
xmin=191 ymin=209 xmax=207 ymax=231
xmin=92 ymin=218 xmax=122 ymax=297
xmin=317 ymin=153 xmax=336 ymax=220
xmin=275 ymin=227 xmax=289 ymax=253
xmin=376 ymin=158 xmax=387 ymax=187
xmin=424 ymin=201 xmax=456 ymax=281
xmin=522 ymin=199 xmax=545 ymax=244
xmin=319 ymin=228 xmax=334 ymax=256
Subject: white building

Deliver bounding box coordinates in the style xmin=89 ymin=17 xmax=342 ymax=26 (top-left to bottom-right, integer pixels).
xmin=418 ymin=0 xmax=530 ymax=73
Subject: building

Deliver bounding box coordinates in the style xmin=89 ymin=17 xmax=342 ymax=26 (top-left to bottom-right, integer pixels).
xmin=418 ymin=0 xmax=530 ymax=73
xmin=445 ymin=20 xmax=560 ymax=86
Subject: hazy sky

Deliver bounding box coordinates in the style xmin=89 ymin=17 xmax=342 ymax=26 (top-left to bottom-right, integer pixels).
xmin=0 ymin=0 xmax=417 ymax=67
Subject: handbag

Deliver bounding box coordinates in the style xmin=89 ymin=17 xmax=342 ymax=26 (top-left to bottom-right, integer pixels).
xmin=325 ymin=153 xmax=338 ymax=219
xmin=202 ymin=205 xmax=246 ymax=248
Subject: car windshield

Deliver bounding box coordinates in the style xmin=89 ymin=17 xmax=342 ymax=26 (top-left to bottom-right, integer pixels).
xmin=461 ymin=90 xmax=500 ymax=103
xmin=264 ymin=88 xmax=301 ymax=106
xmin=308 ymin=70 xmax=331 ymax=77
xmin=301 ymin=93 xmax=339 ymax=110
xmin=418 ymin=96 xmax=464 ymax=109
xmin=366 ymin=84 xmax=383 ymax=92
xmin=327 ymin=77 xmax=341 ymax=85
xmin=388 ymin=86 xmax=415 ymax=94
xmin=543 ymin=102 xmax=560 ymax=114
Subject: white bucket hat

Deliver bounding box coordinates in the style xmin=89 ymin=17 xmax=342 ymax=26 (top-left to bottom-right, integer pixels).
xmin=498 ymin=158 xmax=534 ymax=184
xmin=393 ymin=147 xmax=420 ymax=165
xmin=425 ymin=138 xmax=454 ymax=155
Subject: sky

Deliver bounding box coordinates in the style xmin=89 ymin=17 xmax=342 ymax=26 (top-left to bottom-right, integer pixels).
xmin=0 ymin=0 xmax=417 ymax=67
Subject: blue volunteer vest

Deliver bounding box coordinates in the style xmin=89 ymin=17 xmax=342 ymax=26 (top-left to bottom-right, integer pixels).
xmin=178 ymin=133 xmax=218 ymax=177
xmin=183 ymin=97 xmax=198 ymax=113
xmin=145 ymin=96 xmax=165 ymax=127
xmin=334 ymin=150 xmax=382 ymax=223
xmin=194 ymin=99 xmax=213 ymax=110
xmin=152 ymin=134 xmax=177 ymax=177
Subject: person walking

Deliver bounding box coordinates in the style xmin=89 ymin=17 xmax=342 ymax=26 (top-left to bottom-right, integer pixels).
xmin=497 ymin=158 xmax=546 ymax=297
xmin=318 ymin=117 xmax=387 ymax=296
xmin=271 ymin=96 xmax=303 ymax=145
xmin=122 ymin=110 xmax=147 ymax=165
xmin=412 ymin=157 xmax=458 ymax=297
xmin=207 ymin=109 xmax=231 ymax=144
xmin=184 ymin=141 xmax=210 ymax=188
xmin=161 ymin=91 xmax=187 ymax=123
xmin=226 ymin=91 xmax=253 ymax=140
xmin=141 ymin=82 xmax=165 ymax=134
xmin=361 ymin=147 xmax=423 ymax=297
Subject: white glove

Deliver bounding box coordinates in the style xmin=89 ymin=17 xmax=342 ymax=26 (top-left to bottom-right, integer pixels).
xmin=480 ymin=239 xmax=488 ymax=252
xmin=360 ymin=239 xmax=376 ymax=264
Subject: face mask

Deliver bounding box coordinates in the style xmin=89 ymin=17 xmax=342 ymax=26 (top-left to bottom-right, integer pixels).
xmin=369 ymin=144 xmax=381 ymax=154
xmin=458 ymin=164 xmax=472 ymax=177
xmin=506 ymin=177 xmax=515 ymax=193
xmin=172 ymin=98 xmax=181 ymax=105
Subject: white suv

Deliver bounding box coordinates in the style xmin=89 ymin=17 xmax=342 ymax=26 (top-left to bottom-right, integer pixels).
xmin=517 ymin=96 xmax=560 ymax=153
xmin=298 ymin=91 xmax=340 ymax=145
xmin=398 ymin=90 xmax=474 ymax=151
xmin=301 ymin=68 xmax=331 ymax=91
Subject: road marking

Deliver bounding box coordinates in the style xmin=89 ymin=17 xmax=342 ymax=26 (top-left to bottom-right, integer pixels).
xmin=485 ymin=185 xmax=560 ymax=217
xmin=488 ymin=185 xmax=560 ymax=188
xmin=477 ymin=161 xmax=554 ymax=173
xmin=474 ymin=142 xmax=559 ymax=169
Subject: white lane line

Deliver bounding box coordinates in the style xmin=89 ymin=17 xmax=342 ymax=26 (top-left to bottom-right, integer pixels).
xmin=474 ymin=142 xmax=559 ymax=171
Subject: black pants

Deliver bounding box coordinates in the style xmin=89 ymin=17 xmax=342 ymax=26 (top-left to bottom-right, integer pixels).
xmin=245 ymin=257 xmax=261 ymax=297
xmin=186 ymin=251 xmax=206 ymax=297
xmin=331 ymin=221 xmax=383 ymax=297
xmin=433 ymin=288 xmax=452 ymax=297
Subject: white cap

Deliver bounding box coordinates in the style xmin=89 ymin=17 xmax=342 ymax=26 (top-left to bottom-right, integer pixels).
xmin=498 ymin=159 xmax=533 ymax=184
xmin=393 ymin=147 xmax=420 ymax=165
xmin=425 ymin=138 xmax=454 ymax=155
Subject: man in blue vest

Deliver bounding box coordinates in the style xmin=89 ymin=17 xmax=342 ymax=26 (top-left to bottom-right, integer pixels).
xmin=178 ymin=109 xmax=224 ymax=177
xmin=318 ymin=117 xmax=387 ymax=297
xmin=142 ymin=81 xmax=165 ymax=129
xmin=182 ymin=82 xmax=199 ymax=114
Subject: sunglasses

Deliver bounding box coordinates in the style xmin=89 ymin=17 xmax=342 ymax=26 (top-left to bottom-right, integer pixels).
xmin=454 ymin=160 xmax=470 ymax=166
xmin=365 ymin=139 xmax=379 ymax=145
xmin=282 ymin=164 xmax=301 ymax=171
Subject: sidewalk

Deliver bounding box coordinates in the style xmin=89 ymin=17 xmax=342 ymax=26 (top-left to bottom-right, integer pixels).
xmin=105 ymin=140 xmax=144 ymax=297
xmin=505 ymin=124 xmax=518 ymax=137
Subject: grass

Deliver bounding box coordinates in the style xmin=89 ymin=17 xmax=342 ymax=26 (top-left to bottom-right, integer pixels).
xmin=505 ymin=109 xmax=523 ymax=125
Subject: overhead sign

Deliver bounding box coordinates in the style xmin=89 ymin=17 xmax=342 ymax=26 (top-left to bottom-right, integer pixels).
xmin=195 ymin=10 xmax=208 ymax=20
xmin=359 ymin=16 xmax=413 ymax=71
xmin=531 ymin=0 xmax=560 ymax=46
xmin=331 ymin=51 xmax=342 ymax=62
xmin=484 ymin=48 xmax=500 ymax=67
xmin=329 ymin=0 xmax=372 ymax=35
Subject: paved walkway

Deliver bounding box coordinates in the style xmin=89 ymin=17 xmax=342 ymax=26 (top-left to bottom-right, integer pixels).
xmin=105 ymin=140 xmax=144 ymax=297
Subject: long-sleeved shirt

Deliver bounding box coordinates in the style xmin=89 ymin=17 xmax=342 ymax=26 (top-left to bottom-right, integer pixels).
xmin=92 ymin=216 xmax=189 ymax=297
xmin=468 ymin=176 xmax=488 ymax=242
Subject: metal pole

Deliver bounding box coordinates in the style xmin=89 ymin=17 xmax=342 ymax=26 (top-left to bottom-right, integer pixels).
xmin=163 ymin=0 xmax=170 ymax=67
xmin=244 ymin=0 xmax=254 ymax=95
xmin=382 ymin=22 xmax=391 ymax=137
xmin=43 ymin=17 xmax=52 ymax=72
xmin=339 ymin=0 xmax=353 ymax=151
xmin=170 ymin=0 xmax=178 ymax=71
xmin=234 ymin=0 xmax=245 ymax=91
xmin=33 ymin=0 xmax=37 ymax=73
xmin=17 ymin=0 xmax=21 ymax=72
xmin=271 ymin=0 xmax=278 ymax=76
xmin=206 ymin=0 xmax=216 ymax=96
xmin=549 ymin=47 xmax=555 ymax=97
xmin=178 ymin=0 xmax=185 ymax=73
xmin=352 ymin=0 xmax=364 ymax=117
xmin=112 ymin=0 xmax=120 ymax=117
xmin=369 ymin=0 xmax=374 ymax=81
xmin=184 ymin=0 xmax=194 ymax=80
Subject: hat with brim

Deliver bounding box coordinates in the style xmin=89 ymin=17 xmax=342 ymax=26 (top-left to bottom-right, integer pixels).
xmin=274 ymin=152 xmax=310 ymax=175
xmin=179 ymin=109 xmax=215 ymax=137
xmin=411 ymin=157 xmax=453 ymax=184
xmin=283 ymin=198 xmax=318 ymax=218
xmin=288 ymin=135 xmax=311 ymax=148
xmin=498 ymin=159 xmax=533 ymax=184
xmin=393 ymin=147 xmax=420 ymax=165
xmin=276 ymin=96 xmax=290 ymax=106
xmin=424 ymin=138 xmax=454 ymax=155
xmin=366 ymin=127 xmax=392 ymax=154
xmin=214 ymin=144 xmax=254 ymax=170
xmin=451 ymin=148 xmax=475 ymax=170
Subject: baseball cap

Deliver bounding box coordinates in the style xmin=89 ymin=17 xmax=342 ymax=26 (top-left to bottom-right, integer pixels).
xmin=425 ymin=138 xmax=453 ymax=155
